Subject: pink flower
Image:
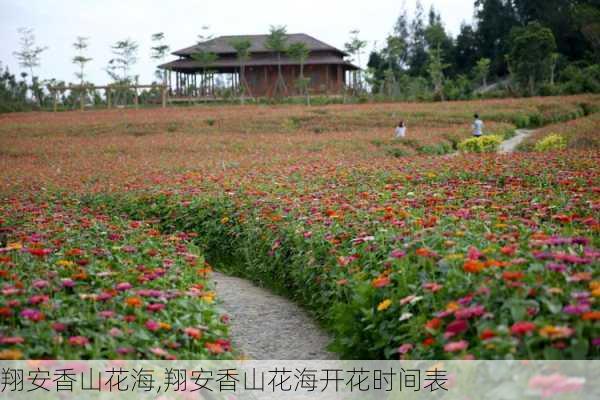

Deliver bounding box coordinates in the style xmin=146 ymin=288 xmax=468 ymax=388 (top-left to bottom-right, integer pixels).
xmin=423 ymin=282 xmax=443 ymax=292
xmin=68 ymin=336 xmax=90 ymax=346
xmin=444 ymin=340 xmax=469 ymax=352
xmin=389 ymin=249 xmax=406 ymax=259
xmin=116 ymin=282 xmax=133 ymax=291
xmin=445 ymin=319 xmax=469 ymax=338
xmin=397 ymin=343 xmax=413 ymax=354
xmin=109 ymin=328 xmax=123 ymax=337
xmin=20 ymin=308 xmax=44 ymax=322
xmin=98 ymin=310 xmax=115 ymax=319
xmin=529 ymin=374 xmax=585 ymax=398
xmin=150 ymin=347 xmax=169 ymax=357
xmin=61 ymin=279 xmax=75 ymax=288
xmin=0 ymin=336 xmax=24 ymax=345
xmin=117 ymin=347 xmax=134 ymax=355
xmin=145 ymin=320 xmax=160 ymax=332
xmin=52 ymin=322 xmax=66 ymax=332
xmin=28 ymin=295 xmax=49 ymax=305
xmin=146 ymin=303 xmax=166 ymax=313
xmin=32 ymin=280 xmax=49 ymax=289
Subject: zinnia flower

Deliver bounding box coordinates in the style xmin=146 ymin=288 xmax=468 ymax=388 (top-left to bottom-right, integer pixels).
xmin=511 ymin=321 xmax=536 ymax=336
xmin=444 ymin=340 xmax=469 ymax=352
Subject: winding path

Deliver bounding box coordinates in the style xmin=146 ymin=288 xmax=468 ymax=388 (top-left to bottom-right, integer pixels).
xmin=212 ymin=272 xmax=337 ymax=360
xmin=499 ymin=129 xmax=534 ymax=154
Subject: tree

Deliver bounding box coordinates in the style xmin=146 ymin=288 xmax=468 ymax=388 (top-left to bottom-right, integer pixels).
xmin=474 ymin=0 xmax=519 ymax=76
xmin=508 ymin=22 xmax=557 ymax=95
xmin=453 ymin=24 xmax=480 ymax=76
xmin=408 ymin=1 xmax=428 ymax=76
xmin=474 ymin=58 xmax=491 ymax=87
xmin=288 ymin=42 xmax=311 ymax=104
xmin=72 ymin=36 xmax=92 ymax=85
xmin=265 ymin=25 xmax=289 ymax=97
xmin=107 ymin=39 xmax=139 ymax=83
xmin=229 ymin=38 xmax=252 ymax=102
xmin=344 ymin=29 xmax=367 ymax=91
xmin=191 ymin=50 xmax=218 ymax=99
xmin=13 ymin=27 xmax=48 ymax=104
xmin=427 ymin=46 xmax=449 ymax=101
xmin=150 ymin=32 xmax=170 ymax=82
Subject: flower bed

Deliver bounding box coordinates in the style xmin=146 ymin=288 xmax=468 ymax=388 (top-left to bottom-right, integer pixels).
xmin=0 ymin=196 xmax=231 ymax=360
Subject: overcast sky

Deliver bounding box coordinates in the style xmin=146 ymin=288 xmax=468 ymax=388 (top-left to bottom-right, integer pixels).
xmin=0 ymin=0 xmax=475 ymax=85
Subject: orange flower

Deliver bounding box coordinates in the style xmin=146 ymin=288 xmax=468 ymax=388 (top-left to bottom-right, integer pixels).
xmin=0 ymin=349 xmax=23 ymax=360
xmin=372 ymin=276 xmax=391 ymax=288
xmin=582 ymin=311 xmax=600 ymax=321
xmin=425 ymin=318 xmax=442 ymax=331
xmin=503 ymin=271 xmax=525 ymax=281
xmin=125 ymin=297 xmax=143 ymax=307
xmin=416 ymin=248 xmax=433 ymax=257
xmin=463 ymin=259 xmax=485 ymax=273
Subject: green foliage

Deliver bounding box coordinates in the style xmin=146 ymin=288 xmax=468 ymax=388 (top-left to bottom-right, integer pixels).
xmin=0 ymin=64 xmax=31 ymax=113
xmin=458 ymin=135 xmax=503 ymax=153
xmin=508 ymin=22 xmax=557 ymax=95
xmin=534 ymin=134 xmax=567 ymax=152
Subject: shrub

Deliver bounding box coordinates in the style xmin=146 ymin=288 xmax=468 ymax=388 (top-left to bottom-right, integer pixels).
xmin=385 ymin=147 xmax=408 ymax=158
xmin=512 ymin=114 xmax=530 ymax=128
xmin=534 ymin=134 xmax=567 ymax=152
xmin=458 ymin=135 xmax=504 ymax=153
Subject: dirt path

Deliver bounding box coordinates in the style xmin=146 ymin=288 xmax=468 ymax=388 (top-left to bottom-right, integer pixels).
xmin=212 ymin=271 xmax=337 ymax=360
xmin=499 ymin=129 xmax=534 ymax=154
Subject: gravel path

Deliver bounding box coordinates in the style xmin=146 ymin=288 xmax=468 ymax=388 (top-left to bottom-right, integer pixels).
xmin=212 ymin=271 xmax=337 ymax=360
xmin=499 ymin=129 xmax=534 ymax=153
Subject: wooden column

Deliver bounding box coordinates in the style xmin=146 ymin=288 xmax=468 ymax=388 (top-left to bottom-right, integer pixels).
xmin=134 ymin=87 xmax=139 ymax=109
xmin=107 ymin=88 xmax=112 ymax=109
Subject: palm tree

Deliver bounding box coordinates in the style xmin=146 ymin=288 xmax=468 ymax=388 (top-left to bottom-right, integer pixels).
xmin=265 ymin=25 xmax=289 ymax=97
xmin=229 ymin=38 xmax=252 ymax=103
xmin=288 ymin=42 xmax=311 ymax=105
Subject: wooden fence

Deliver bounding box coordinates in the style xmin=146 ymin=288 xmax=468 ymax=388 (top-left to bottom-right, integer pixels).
xmin=47 ymin=84 xmax=168 ymax=112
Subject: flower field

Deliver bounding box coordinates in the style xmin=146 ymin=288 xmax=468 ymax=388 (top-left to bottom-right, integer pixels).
xmin=1 ymin=95 xmax=599 ymax=360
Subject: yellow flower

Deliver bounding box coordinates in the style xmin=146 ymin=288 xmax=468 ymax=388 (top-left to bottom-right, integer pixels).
xmin=57 ymin=260 xmax=75 ymax=267
xmin=221 ymin=216 xmax=230 ymax=224
xmin=6 ymin=242 xmax=22 ymax=250
xmin=377 ymin=299 xmax=392 ymax=312
xmin=446 ymin=302 xmax=460 ymax=312
xmin=201 ymin=292 xmax=215 ymax=304
xmin=159 ymin=322 xmax=172 ymax=331
xmin=0 ymin=349 xmax=23 ymax=360
xmin=446 ymin=254 xmax=464 ymax=261
xmin=590 ymin=281 xmax=600 ymax=298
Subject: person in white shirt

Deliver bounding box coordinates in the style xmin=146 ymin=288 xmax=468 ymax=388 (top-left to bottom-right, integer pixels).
xmin=395 ymin=121 xmax=406 ymax=138
xmin=472 ymin=114 xmax=484 ymax=137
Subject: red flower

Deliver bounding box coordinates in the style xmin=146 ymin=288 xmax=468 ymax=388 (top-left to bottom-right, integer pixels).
xmin=480 ymin=329 xmax=496 ymax=340
xmin=511 ymin=321 xmax=536 ymax=336
xmin=445 ymin=319 xmax=469 ymax=338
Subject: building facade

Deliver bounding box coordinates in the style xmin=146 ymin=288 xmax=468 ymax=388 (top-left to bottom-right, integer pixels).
xmin=160 ymin=34 xmax=359 ymax=98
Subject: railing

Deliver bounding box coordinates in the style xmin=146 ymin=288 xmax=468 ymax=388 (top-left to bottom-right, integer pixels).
xmin=47 ymin=84 xmax=168 ymax=111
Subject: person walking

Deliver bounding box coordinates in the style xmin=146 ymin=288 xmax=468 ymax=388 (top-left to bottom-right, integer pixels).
xmin=472 ymin=114 xmax=484 ymax=137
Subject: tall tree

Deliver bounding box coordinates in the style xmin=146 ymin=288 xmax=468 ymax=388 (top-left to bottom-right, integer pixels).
xmin=474 ymin=58 xmax=491 ymax=87
xmin=265 ymin=25 xmax=289 ymax=97
xmin=453 ymin=23 xmax=480 ymax=76
xmin=150 ymin=32 xmax=170 ymax=82
xmin=191 ymin=50 xmax=218 ymax=98
xmin=427 ymin=46 xmax=449 ymax=101
xmin=344 ymin=29 xmax=368 ymax=90
xmin=508 ymin=22 xmax=557 ymax=95
xmin=408 ymin=1 xmax=428 ymax=76
xmin=474 ymin=0 xmax=518 ymax=76
xmin=107 ymin=39 xmax=138 ymax=83
xmin=229 ymin=38 xmax=252 ymax=102
xmin=13 ymin=27 xmax=47 ymax=104
xmin=288 ymin=42 xmax=311 ymax=104
xmin=72 ymin=36 xmax=92 ymax=85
